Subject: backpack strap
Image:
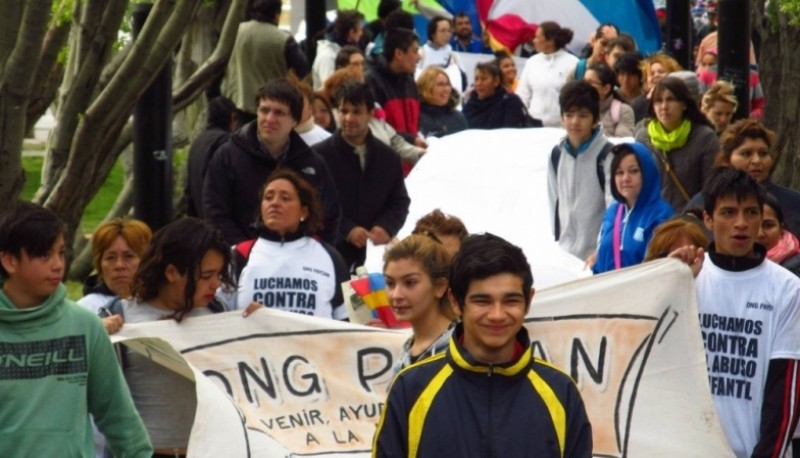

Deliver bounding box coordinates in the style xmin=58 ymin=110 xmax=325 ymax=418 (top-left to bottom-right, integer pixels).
xmin=232 ymin=239 xmax=257 ymax=284
xmin=596 ymin=142 xmax=613 ymax=191
xmin=551 ymin=145 xmax=562 ymax=240
xmin=575 ymin=59 xmax=587 ymax=80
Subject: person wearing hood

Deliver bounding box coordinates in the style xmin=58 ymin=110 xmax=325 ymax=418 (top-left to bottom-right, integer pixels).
xmin=463 ymin=62 xmax=529 ymax=129
xmin=231 ymin=169 xmax=348 ymax=318
xmin=590 ymin=143 xmax=675 ymax=273
xmin=312 ymin=10 xmax=364 ymax=90
xmin=202 ymin=79 xmax=342 ymax=246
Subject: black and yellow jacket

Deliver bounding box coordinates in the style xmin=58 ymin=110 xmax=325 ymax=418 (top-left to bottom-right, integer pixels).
xmin=372 ymin=324 xmax=592 ymax=458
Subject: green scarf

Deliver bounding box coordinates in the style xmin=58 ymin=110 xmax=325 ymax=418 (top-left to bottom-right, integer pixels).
xmin=647 ymin=119 xmax=692 ymax=153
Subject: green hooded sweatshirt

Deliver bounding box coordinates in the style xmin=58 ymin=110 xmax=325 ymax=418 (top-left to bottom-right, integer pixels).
xmin=0 ymin=283 xmax=152 ymax=457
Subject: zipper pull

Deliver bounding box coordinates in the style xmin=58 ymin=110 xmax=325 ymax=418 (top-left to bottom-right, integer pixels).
xmin=487 ymin=364 xmax=494 ymax=377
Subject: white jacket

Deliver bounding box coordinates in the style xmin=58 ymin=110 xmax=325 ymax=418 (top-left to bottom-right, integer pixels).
xmin=516 ymin=49 xmax=578 ymax=127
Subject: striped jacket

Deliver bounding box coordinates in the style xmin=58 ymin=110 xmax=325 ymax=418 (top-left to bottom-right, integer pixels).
xmin=372 ymin=324 xmax=592 ymax=458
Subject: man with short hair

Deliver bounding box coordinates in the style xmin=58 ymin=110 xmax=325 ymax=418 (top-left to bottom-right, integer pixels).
xmin=694 ymin=168 xmax=800 ymax=457
xmin=203 ymin=79 xmax=341 ymax=246
xmin=373 ymin=233 xmax=592 ymax=457
xmin=221 ymin=0 xmax=310 ymax=125
xmin=365 ymin=28 xmax=422 ymax=145
xmin=313 ymin=82 xmax=410 ymax=271
xmin=451 ymin=12 xmax=484 ymax=53
xmin=312 ymin=10 xmax=364 ymax=90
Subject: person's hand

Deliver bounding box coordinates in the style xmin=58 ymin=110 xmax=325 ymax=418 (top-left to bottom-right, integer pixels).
xmin=584 ymin=252 xmax=598 ymax=271
xmin=348 ymin=226 xmax=370 ymax=248
xmin=668 ymin=245 xmax=705 ymax=277
xmin=414 ymin=137 xmax=428 ymax=148
xmin=242 ymin=302 xmax=263 ymax=318
xmin=103 ymin=315 xmax=124 ymax=335
xmin=366 ymin=318 xmax=389 ymax=328
xmin=369 ymin=226 xmax=391 ymax=245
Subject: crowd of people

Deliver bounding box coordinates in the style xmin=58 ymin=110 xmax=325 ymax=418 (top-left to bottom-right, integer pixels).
xmin=2 ymin=0 xmax=800 ymax=456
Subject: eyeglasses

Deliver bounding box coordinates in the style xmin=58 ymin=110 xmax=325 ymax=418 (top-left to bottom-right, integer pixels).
xmin=435 ymin=82 xmax=451 ymax=88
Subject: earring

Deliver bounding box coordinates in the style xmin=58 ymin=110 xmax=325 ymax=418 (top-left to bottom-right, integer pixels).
xmin=300 ymin=217 xmax=305 ymax=222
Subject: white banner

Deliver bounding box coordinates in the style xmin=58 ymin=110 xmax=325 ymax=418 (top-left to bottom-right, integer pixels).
xmin=114 ymin=259 xmax=733 ymax=457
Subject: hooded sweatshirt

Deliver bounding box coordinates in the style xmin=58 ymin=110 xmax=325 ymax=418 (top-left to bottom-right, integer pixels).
xmin=593 ymin=142 xmax=675 ymax=273
xmin=0 ymin=283 xmax=151 ymax=457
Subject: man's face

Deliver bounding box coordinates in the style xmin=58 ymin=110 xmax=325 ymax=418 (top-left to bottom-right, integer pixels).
xmin=457 ymin=273 xmax=531 ymax=364
xmin=1 ymin=235 xmax=65 ymax=307
xmin=454 ymin=16 xmax=473 ymax=40
xmin=338 ymin=100 xmax=372 ymax=144
xmin=257 ymin=98 xmax=297 ymax=145
xmin=561 ymin=108 xmax=596 ymax=147
xmin=704 ymin=194 xmax=762 ymax=258
xmin=392 ymin=40 xmax=421 ymax=74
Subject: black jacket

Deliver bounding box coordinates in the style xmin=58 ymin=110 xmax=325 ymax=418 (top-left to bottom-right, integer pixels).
xmin=202 ymin=123 xmax=341 ymax=246
xmin=185 ymin=127 xmax=230 ymax=218
xmin=313 ymin=131 xmax=410 ymax=269
xmin=464 ymin=87 xmax=530 ymax=130
xmin=373 ymin=324 xmax=593 ymax=458
xmin=419 ymin=103 xmax=468 ymax=138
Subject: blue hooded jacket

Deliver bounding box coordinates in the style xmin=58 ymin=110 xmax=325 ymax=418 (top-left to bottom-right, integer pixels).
xmin=593 ymin=142 xmax=675 ymax=274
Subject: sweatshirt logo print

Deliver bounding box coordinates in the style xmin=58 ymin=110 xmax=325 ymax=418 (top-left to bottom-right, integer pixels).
xmin=0 ymin=335 xmax=87 ymax=380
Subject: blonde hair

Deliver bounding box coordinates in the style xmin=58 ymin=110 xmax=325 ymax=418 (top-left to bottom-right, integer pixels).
xmin=383 ymin=234 xmax=455 ymax=320
xmin=416 ymin=67 xmax=451 ymax=105
xmin=644 ymin=216 xmax=708 ymax=261
xmin=701 ymin=80 xmax=738 ymax=112
xmin=641 ymin=53 xmax=682 ymax=90
xmin=91 ymin=218 xmax=152 ymax=284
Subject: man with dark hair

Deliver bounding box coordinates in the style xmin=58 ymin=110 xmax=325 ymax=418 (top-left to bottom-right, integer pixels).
xmin=373 ymin=232 xmax=592 ymax=456
xmin=0 ymin=202 xmax=152 ymax=457
xmin=312 ymin=10 xmax=365 ymax=90
xmin=221 ymin=0 xmax=310 ymax=125
xmin=313 ymin=82 xmax=410 ymax=271
xmin=185 ymin=96 xmax=237 ymax=218
xmin=366 ymin=27 xmax=422 ymax=148
xmin=203 ymin=78 xmax=341 ymax=246
xmin=548 ymin=80 xmax=612 ymax=261
xmin=691 ymin=167 xmax=800 ymax=457
xmin=451 ymin=12 xmax=484 ymax=53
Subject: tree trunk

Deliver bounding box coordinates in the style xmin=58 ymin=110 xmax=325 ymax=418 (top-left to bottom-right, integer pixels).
xmin=25 ymin=18 xmax=71 ymax=137
xmin=754 ymin=0 xmax=800 ymax=189
xmin=0 ymin=1 xmax=52 ymax=212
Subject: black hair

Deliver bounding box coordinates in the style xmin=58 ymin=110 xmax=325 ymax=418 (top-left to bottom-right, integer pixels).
xmin=251 ymin=0 xmax=282 ymax=23
xmin=607 ymin=35 xmax=636 ymax=53
xmin=384 ymin=9 xmax=414 ymax=32
xmin=330 ymin=10 xmax=364 ymax=44
xmin=378 ymin=0 xmax=402 ymax=20
xmin=595 ymin=22 xmax=619 ymax=38
xmin=131 ymin=218 xmax=233 ymax=322
xmin=586 ymin=62 xmax=623 ymax=102
xmin=702 ymin=167 xmax=766 ymax=217
xmin=0 ymin=202 xmax=65 ymax=277
xmin=648 ymin=76 xmax=711 ymax=128
xmin=335 ymin=81 xmax=376 ymax=110
xmin=427 ymin=16 xmax=451 ymax=41
xmin=254 ymin=78 xmax=303 ymax=123
xmin=206 ymin=96 xmax=236 ymax=130
xmin=449 ymin=233 xmax=533 ymax=310
xmin=614 ymin=52 xmax=644 ymax=80
xmin=475 ymin=61 xmax=501 ymax=80
xmin=383 ymin=27 xmax=418 ymax=60
xmin=259 ymin=168 xmax=324 ymax=236
xmin=608 ymin=144 xmax=641 ymax=203
xmin=334 ymin=45 xmax=364 ymax=70
xmin=454 ymin=11 xmax=470 ymax=21
xmin=559 ymin=80 xmax=600 ymax=122
xmin=763 ymin=193 xmax=785 ymax=226
xmin=539 ymin=21 xmax=574 ymax=50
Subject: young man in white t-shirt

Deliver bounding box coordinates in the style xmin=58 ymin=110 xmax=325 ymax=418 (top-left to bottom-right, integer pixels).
xmin=694 ymin=168 xmax=800 ymax=457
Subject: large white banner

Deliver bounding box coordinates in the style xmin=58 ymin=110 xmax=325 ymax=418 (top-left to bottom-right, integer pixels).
xmin=114 ymin=259 xmax=733 ymax=457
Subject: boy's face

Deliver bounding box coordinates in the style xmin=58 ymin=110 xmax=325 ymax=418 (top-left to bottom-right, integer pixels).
xmin=1 ymin=235 xmax=65 ymax=307
xmin=561 ymin=108 xmax=595 ymax=147
xmin=455 ymin=273 xmax=531 ymax=364
xmin=704 ymin=194 xmax=761 ymax=258
xmin=392 ymin=40 xmax=421 ymax=74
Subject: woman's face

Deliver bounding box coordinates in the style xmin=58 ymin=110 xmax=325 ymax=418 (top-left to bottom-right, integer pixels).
xmin=100 ymin=236 xmax=140 ymax=297
xmin=533 ymin=28 xmax=552 ymax=53
xmin=498 ymin=57 xmax=517 ymax=84
xmin=429 ymin=73 xmax=452 ymax=106
xmin=727 ymin=137 xmax=773 ymax=183
xmin=615 ymin=153 xmax=643 ymax=207
xmin=648 ymin=62 xmax=667 ymax=88
xmin=190 ymin=249 xmax=225 ymax=309
xmin=704 ymin=100 xmax=735 ymax=133
xmin=261 ymin=178 xmax=309 ymax=236
xmin=384 ymin=258 xmax=447 ymax=326
xmin=584 ymin=69 xmax=611 ymax=100
xmin=431 ymin=19 xmax=452 ymax=47
xmin=312 ymin=98 xmax=332 ymax=129
xmin=474 ymin=70 xmax=499 ymax=99
xmin=653 ymin=88 xmax=686 ymax=131
xmin=758 ymin=205 xmax=783 ymax=250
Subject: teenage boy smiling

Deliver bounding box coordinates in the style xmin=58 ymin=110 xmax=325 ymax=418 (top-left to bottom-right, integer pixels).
xmin=0 ymin=202 xmax=151 ymax=457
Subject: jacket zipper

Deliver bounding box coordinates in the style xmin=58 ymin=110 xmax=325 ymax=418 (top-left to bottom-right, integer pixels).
xmin=487 ymin=364 xmax=494 ymax=458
